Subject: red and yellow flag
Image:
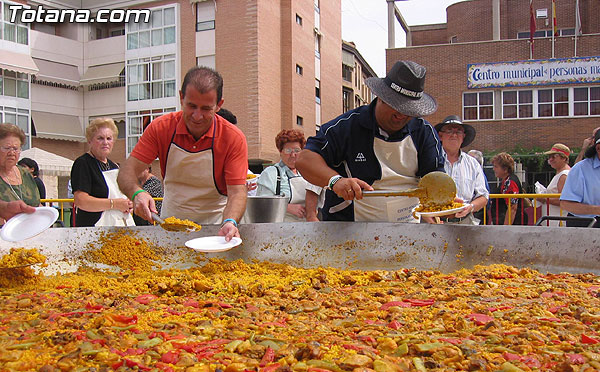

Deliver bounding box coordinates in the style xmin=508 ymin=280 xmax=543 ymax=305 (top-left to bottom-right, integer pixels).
xmin=552 ymin=0 xmax=558 ymax=36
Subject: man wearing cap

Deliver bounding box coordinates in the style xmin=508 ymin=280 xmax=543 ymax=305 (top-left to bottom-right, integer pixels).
xmin=536 ymin=143 xmax=571 ymax=227
xmin=435 ymin=115 xmax=488 ymax=224
xmin=296 ymin=60 xmax=444 ymax=222
xmin=560 ymin=130 xmax=600 ymax=228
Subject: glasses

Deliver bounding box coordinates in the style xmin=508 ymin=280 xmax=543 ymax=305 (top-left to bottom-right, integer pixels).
xmin=441 ymin=129 xmax=465 ymax=135
xmin=0 ymin=146 xmax=21 ymax=153
xmin=282 ymin=148 xmax=302 ymax=154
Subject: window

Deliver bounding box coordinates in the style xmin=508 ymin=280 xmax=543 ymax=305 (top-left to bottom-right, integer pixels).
xmin=343 ymin=88 xmax=352 ymax=112
xmin=315 ymin=33 xmax=321 ymax=58
xmin=126 ymin=107 xmax=176 ymax=153
xmin=315 ymin=79 xmax=320 ymax=104
xmin=196 ymin=2 xmax=215 ymax=32
xmin=1 ymin=2 xmax=28 ymax=44
xmin=296 ymin=14 xmax=302 ymax=25
xmin=463 ymin=91 xmax=494 ymax=120
xmin=502 ymin=90 xmax=533 ymax=118
xmin=296 ymin=64 xmax=303 ymax=76
xmin=127 ymin=55 xmax=176 ymax=101
xmin=574 ymin=87 xmax=600 ymax=116
xmin=127 ymin=6 xmax=175 ymax=49
xmin=517 ymin=28 xmax=576 ymax=39
xmin=342 ymin=65 xmax=352 ymax=82
xmin=538 ymin=88 xmax=568 ymax=117
xmin=296 ymin=116 xmax=303 ymax=126
xmin=0 ymin=106 xmax=30 ymax=149
xmin=0 ymin=69 xmax=28 ymax=99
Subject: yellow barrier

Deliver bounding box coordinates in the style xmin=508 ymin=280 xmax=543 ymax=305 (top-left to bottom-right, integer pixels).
xmin=42 ymin=196 xmax=563 ymax=227
xmin=40 ymin=198 xmax=164 ymax=226
xmin=485 ymin=193 xmax=563 ymax=226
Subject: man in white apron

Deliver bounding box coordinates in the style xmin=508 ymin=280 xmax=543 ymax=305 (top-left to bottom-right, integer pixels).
xmin=297 ymin=60 xmax=445 ymax=222
xmin=118 ymin=67 xmax=248 ymax=242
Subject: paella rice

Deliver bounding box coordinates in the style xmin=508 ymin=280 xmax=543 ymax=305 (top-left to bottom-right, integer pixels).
xmin=1 ymin=247 xmax=600 ymax=371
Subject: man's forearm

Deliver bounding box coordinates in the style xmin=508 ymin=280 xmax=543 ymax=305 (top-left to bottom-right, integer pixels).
xmin=560 ymin=200 xmax=600 ymax=216
xmin=224 ymin=185 xmax=247 ymax=223
xmin=296 ymin=150 xmax=336 ymax=187
xmin=117 ymin=157 xmax=147 ymax=198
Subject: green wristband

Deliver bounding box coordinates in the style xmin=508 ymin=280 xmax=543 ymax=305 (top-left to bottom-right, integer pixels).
xmin=131 ymin=189 xmax=147 ymax=201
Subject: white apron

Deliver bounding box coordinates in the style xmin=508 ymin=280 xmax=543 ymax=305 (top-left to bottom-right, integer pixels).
xmin=161 ymin=137 xmax=227 ymax=225
xmin=354 ymin=136 xmax=421 ymax=223
xmin=95 ymin=168 xmax=135 ymax=227
xmin=285 ymin=175 xmax=309 ymax=222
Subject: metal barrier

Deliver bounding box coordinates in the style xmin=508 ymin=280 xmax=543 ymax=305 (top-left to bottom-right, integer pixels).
xmin=42 ymin=196 xmax=566 ymax=227
xmin=484 ymin=193 xmax=563 ymax=226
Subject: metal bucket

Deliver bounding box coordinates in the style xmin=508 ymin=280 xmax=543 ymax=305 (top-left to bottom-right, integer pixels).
xmin=242 ymin=195 xmax=288 ymax=223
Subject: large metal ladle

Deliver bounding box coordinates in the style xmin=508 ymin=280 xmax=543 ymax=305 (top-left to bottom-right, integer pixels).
xmin=362 ymin=171 xmax=457 ymax=207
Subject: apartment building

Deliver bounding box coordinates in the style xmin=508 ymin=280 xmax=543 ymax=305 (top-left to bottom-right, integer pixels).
xmin=341 ymin=40 xmax=376 ymax=116
xmin=0 ymin=0 xmax=342 ymax=197
xmin=387 ymin=0 xmax=600 ymax=152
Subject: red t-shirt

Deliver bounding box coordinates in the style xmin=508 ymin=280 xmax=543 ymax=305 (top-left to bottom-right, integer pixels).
xmin=130 ymin=111 xmax=248 ymax=195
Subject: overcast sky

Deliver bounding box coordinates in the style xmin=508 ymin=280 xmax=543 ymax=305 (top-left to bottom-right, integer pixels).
xmin=341 ymin=0 xmax=466 ymax=77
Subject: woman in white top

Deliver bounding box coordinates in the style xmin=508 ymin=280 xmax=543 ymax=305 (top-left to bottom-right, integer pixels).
xmin=538 ymin=143 xmax=571 ymax=226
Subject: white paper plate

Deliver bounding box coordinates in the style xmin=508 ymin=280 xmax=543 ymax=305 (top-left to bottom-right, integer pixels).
xmin=415 ymin=203 xmax=469 ymax=217
xmin=1 ymin=207 xmax=59 ymax=242
xmin=185 ymin=236 xmax=242 ymax=252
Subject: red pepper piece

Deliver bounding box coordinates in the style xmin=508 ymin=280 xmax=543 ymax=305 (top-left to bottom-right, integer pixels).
xmin=380 ymin=301 xmax=411 ymax=310
xmin=105 ymin=313 xmax=138 ymax=326
xmin=503 ymin=352 xmax=521 ymax=361
xmin=161 ymin=350 xmax=180 ymax=364
xmin=438 ymin=338 xmax=463 ymax=345
xmin=567 ymin=353 xmax=585 ymax=364
xmin=135 ymin=294 xmax=158 ymax=305
xmin=260 ymin=363 xmax=281 ymax=372
xmin=466 ymin=313 xmax=495 ymax=325
xmin=387 ymin=320 xmax=402 ymax=330
xmin=581 ymin=334 xmax=600 ymax=344
xmin=259 ymin=347 xmax=275 ymax=367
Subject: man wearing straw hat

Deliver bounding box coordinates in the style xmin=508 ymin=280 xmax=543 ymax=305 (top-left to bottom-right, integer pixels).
xmin=297 ymin=60 xmax=444 ymax=222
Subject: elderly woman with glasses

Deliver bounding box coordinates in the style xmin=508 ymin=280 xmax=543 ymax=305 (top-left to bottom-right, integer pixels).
xmin=0 ymin=123 xmax=40 ymax=214
xmin=256 ymin=129 xmax=321 ymax=221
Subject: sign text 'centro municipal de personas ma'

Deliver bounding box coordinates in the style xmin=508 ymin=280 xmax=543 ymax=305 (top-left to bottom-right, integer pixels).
xmin=467 ymin=57 xmax=600 ymax=89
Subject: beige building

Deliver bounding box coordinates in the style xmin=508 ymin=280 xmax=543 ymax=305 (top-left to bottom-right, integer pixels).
xmin=0 ymin=0 xmax=342 ymax=197
xmin=341 ymin=40 xmax=376 ymax=115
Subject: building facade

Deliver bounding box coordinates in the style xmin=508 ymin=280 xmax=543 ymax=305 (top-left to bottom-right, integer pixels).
xmin=387 ymin=0 xmax=600 ymax=153
xmin=341 ymin=40 xmax=376 ymax=116
xmin=0 ymin=0 xmax=342 ymax=198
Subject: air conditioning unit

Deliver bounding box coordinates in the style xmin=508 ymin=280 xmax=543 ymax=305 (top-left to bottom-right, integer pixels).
xmin=536 ymin=8 xmax=548 ymax=18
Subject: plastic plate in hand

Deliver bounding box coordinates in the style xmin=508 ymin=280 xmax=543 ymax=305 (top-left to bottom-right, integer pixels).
xmin=185 ymin=236 xmax=242 ymax=252
xmin=415 ymin=203 xmax=469 ymax=217
xmin=0 ymin=207 xmax=59 ymax=242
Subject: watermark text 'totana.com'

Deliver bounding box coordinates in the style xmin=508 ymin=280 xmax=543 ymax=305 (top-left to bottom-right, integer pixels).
xmin=9 ymin=5 xmax=150 ymax=24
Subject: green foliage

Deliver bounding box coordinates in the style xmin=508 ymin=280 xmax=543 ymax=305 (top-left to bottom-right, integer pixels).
xmin=483 ymin=145 xmax=579 ymax=173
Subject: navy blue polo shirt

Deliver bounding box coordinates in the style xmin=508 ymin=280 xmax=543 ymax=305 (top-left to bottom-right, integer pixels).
xmin=305 ymin=99 xmax=444 ymax=221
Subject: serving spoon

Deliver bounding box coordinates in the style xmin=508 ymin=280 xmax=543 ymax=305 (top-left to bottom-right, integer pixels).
xmin=363 ymin=171 xmax=457 ymax=208
xmin=151 ymin=213 xmax=202 ymax=232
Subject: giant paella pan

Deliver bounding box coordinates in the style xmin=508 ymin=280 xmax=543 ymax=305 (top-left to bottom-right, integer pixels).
xmin=1 ymin=222 xmax=599 ymax=371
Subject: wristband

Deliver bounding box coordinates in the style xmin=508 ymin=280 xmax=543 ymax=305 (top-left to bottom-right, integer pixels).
xmin=221 ymin=218 xmax=238 ymax=228
xmin=326 ymin=175 xmax=343 ymax=190
xmin=131 ymin=189 xmax=147 ymax=201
